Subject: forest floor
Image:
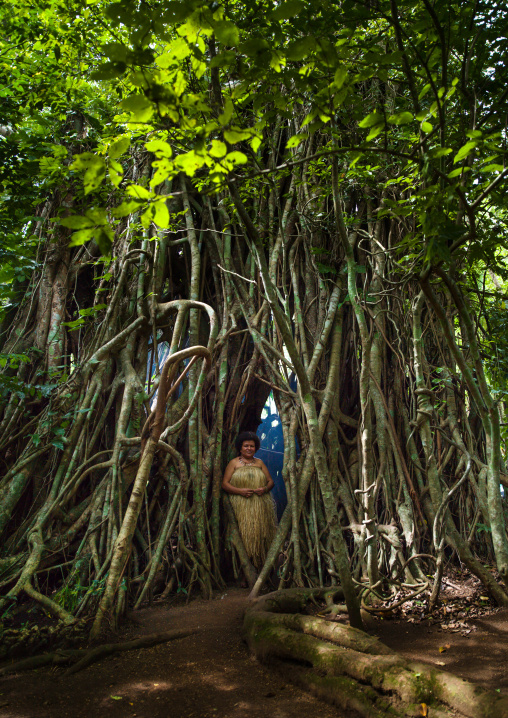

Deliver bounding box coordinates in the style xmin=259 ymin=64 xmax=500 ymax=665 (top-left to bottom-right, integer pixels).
xmin=1 ymin=572 xmax=508 ymax=718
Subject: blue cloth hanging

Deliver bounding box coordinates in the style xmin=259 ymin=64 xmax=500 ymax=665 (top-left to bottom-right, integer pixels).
xmin=257 ymin=412 xmax=287 ymax=520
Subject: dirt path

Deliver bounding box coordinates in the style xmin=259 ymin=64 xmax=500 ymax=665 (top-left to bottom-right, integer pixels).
xmin=374 ymin=607 xmax=508 ymax=694
xmin=0 ymin=590 xmax=343 ymax=718
xmin=2 ymin=590 xmax=508 ymax=718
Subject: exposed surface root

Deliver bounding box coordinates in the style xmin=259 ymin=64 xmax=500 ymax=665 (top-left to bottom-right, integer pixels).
xmin=244 ymin=588 xmax=508 ymax=718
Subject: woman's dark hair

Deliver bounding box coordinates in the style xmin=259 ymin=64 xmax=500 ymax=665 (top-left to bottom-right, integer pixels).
xmin=235 ymin=431 xmax=260 ymax=453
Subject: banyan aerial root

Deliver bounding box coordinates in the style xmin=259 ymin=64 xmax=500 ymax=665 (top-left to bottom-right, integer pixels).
xmin=244 ymin=589 xmax=508 ymax=718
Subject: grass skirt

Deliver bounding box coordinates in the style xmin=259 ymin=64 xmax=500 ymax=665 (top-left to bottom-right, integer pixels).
xmin=229 ymin=466 xmax=277 ymax=568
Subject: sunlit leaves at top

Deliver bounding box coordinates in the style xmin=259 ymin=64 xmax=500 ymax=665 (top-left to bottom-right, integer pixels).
xmin=4 ymin=0 xmax=508 ymax=270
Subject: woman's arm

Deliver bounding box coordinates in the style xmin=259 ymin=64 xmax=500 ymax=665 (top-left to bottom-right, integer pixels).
xmin=253 ymin=460 xmax=274 ymax=496
xmin=222 ymin=460 xmax=254 ymax=497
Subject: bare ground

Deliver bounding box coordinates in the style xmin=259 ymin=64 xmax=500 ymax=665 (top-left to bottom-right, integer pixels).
xmin=374 ymin=608 xmax=508 ymax=694
xmin=2 ymin=582 xmax=508 ymax=718
xmin=0 ymin=589 xmax=342 ymax=718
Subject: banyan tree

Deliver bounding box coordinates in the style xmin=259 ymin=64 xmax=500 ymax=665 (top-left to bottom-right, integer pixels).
xmin=1 ymin=0 xmax=508 ymax=640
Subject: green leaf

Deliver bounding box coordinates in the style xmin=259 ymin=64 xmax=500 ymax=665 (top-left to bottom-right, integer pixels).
xmin=454 ymin=141 xmax=477 ymax=164
xmin=359 ymin=111 xmax=384 ymax=129
xmin=388 ymin=111 xmax=413 ymax=125
xmin=209 ymin=140 xmax=227 ymax=158
xmin=250 ymin=135 xmax=262 ymax=152
xmin=79 ymin=304 xmax=107 ymax=316
xmin=448 ymin=166 xmax=470 ymax=178
xmin=109 ymin=159 xmax=123 ymax=187
xmin=378 ymin=50 xmax=403 ymax=65
xmin=121 ymin=94 xmax=153 ymax=123
xmin=366 ymin=125 xmax=384 ymax=142
xmin=333 ymin=66 xmax=347 ymax=89
xmin=90 ymin=61 xmax=127 ymax=80
xmin=68 ymin=229 xmax=95 ymax=247
xmin=156 ymin=38 xmax=191 ymax=67
xmin=239 ymin=38 xmax=270 ymax=57
xmin=418 ymin=83 xmax=431 ymax=100
xmin=152 ymin=200 xmax=169 ymax=229
xmin=286 ymin=37 xmax=315 ymax=61
xmin=214 ymin=20 xmax=239 ymax=46
xmin=271 ymin=0 xmax=305 ymax=20
xmin=113 ymin=200 xmax=141 ymax=218
xmin=225 ymin=151 xmax=248 ymax=165
xmin=421 ymin=122 xmax=433 ymax=133
xmin=60 ymin=216 xmax=95 ymax=230
xmin=430 ymin=147 xmax=453 ymax=158
xmin=96 ymin=227 xmax=113 ymax=256
xmin=85 ymin=208 xmax=108 ymax=225
xmin=317 ymin=261 xmax=334 ymax=275
xmin=101 ymin=42 xmax=127 ymax=62
xmin=349 ymin=152 xmax=363 ymax=168
xmin=210 ymin=50 xmax=236 ymax=68
xmin=71 ymin=154 xmax=107 ymax=195
xmin=84 ymin=159 xmax=106 ymax=195
xmin=174 ymin=151 xmax=206 ymax=176
xmin=286 ymin=134 xmax=306 ymax=148
xmin=145 ymin=139 xmax=173 ymax=157
xmin=482 ymin=164 xmax=504 ymax=172
xmin=126 ymin=184 xmax=153 ymax=199
xmin=109 ymin=136 xmax=130 ymax=159
xmin=224 ymin=128 xmax=251 ymax=143
xmin=218 ymin=99 xmax=234 ymax=126
xmin=156 ymin=53 xmax=175 ymax=69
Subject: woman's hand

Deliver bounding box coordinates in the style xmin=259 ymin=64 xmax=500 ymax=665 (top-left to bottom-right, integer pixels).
xmin=253 ymin=487 xmax=266 ymax=496
xmin=240 ymin=488 xmax=255 ymax=498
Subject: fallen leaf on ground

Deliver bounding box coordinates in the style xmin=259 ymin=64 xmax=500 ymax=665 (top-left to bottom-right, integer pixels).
xmin=110 ymin=695 xmax=122 ymax=700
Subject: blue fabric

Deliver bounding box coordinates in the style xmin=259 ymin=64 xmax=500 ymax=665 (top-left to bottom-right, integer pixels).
xmin=257 ymin=413 xmax=287 ymax=520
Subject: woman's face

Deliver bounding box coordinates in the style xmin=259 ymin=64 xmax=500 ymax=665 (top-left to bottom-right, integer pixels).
xmin=240 ymin=440 xmax=257 ymax=459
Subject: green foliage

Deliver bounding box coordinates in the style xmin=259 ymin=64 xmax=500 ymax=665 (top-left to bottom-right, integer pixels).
xmin=62 ymin=303 xmax=107 ymax=331
xmin=0 ymin=0 xmax=507 ymax=317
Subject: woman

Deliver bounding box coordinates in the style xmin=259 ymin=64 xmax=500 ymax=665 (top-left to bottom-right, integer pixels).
xmin=222 ymin=431 xmax=277 ymax=569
